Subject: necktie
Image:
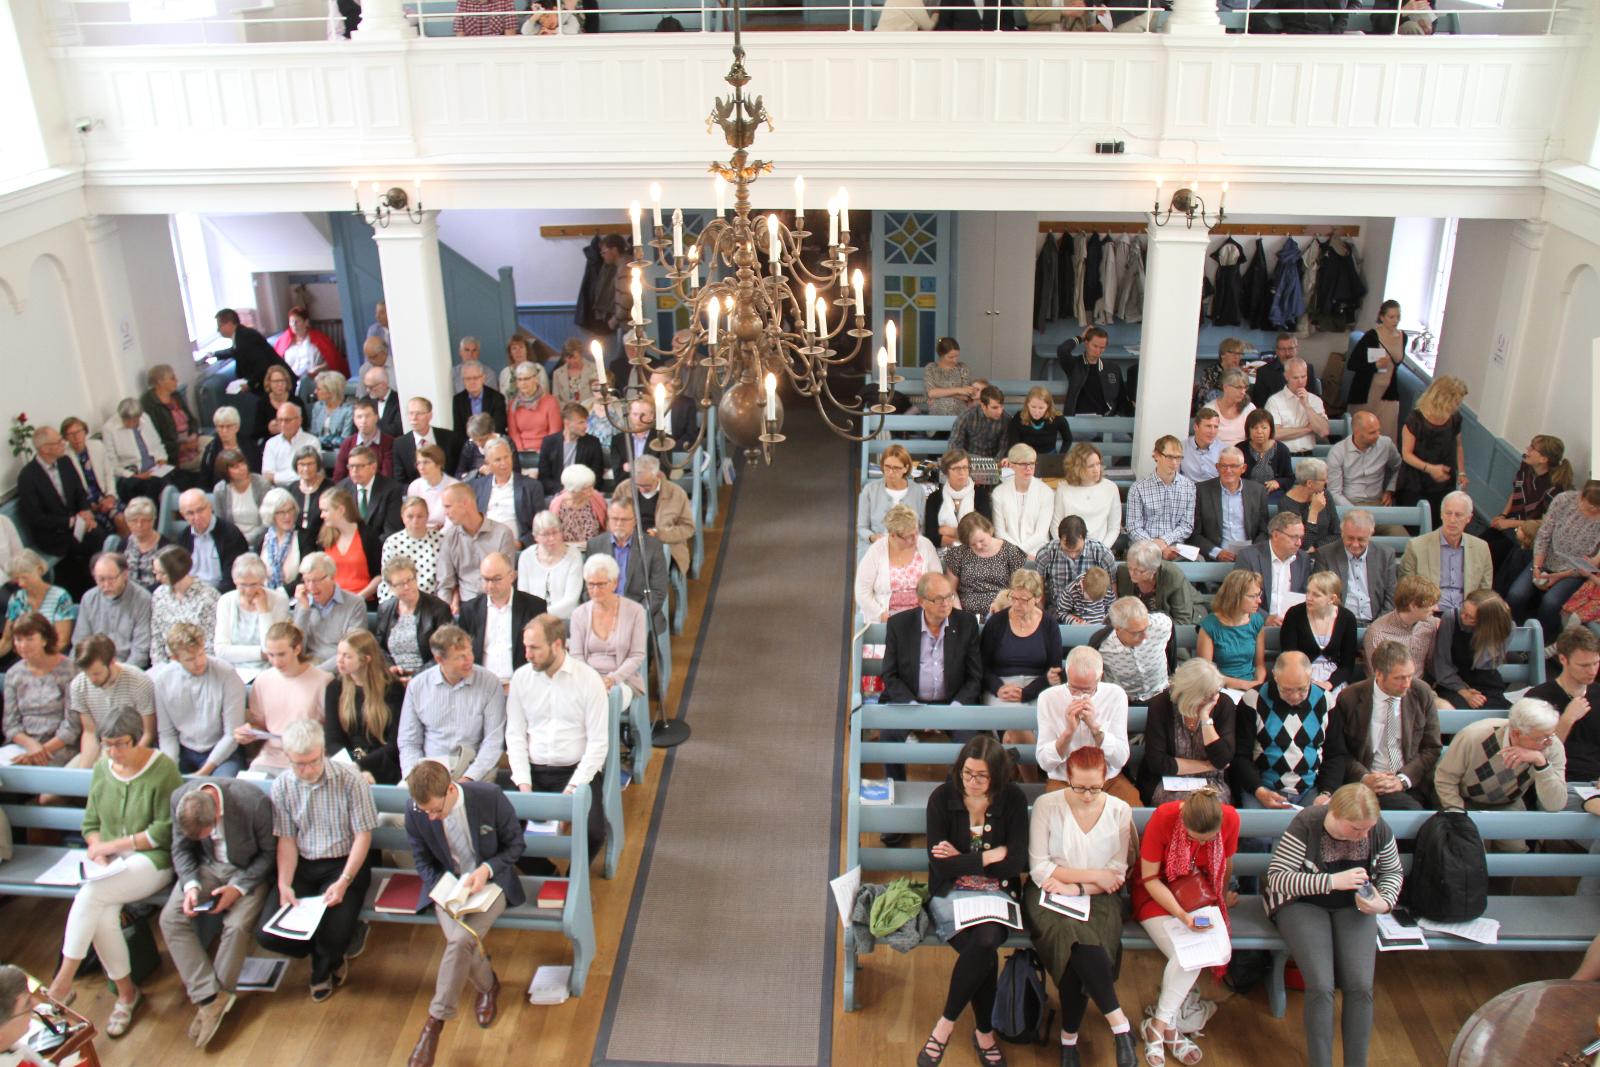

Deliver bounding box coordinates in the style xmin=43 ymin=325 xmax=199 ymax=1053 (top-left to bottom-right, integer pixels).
xmin=133 ymin=426 xmax=155 ymax=470
xmin=359 ymin=486 xmax=370 ymax=520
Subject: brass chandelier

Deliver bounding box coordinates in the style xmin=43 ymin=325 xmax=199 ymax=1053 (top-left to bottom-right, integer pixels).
xmin=590 ymin=0 xmax=899 ymax=465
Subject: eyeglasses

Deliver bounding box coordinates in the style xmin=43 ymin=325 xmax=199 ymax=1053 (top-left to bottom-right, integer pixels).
xmin=1158 ymin=453 xmax=1184 ymax=461
xmin=921 ymin=593 xmax=956 ymax=604
xmin=960 ymin=769 xmax=991 ymax=783
xmin=881 ymin=463 xmax=908 ymax=473
xmin=1067 ymin=785 xmax=1104 ymax=796
xmin=947 ymin=463 xmax=970 ymax=473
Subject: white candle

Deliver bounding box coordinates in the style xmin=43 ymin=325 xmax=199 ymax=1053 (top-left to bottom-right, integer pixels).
xmin=878 ymin=346 xmax=890 ymax=388
xmin=590 ymin=339 xmax=606 ymax=386
xmin=630 ymin=267 xmax=644 ymax=325
xmin=764 ymin=373 xmax=777 ymax=421
xmin=1220 ymin=181 xmax=1229 ymax=214
xmin=1155 ymin=177 xmax=1163 ymax=206
xmin=816 ymin=296 xmax=828 ymax=337
xmin=885 ymin=319 xmax=897 ymax=369
xmin=766 ymin=215 xmax=780 ymax=263
xmin=629 ymin=201 xmax=642 ymax=251
xmin=706 ymin=300 xmax=718 ymax=346
xmin=672 ymin=208 xmax=683 ymax=261
xmin=724 ymin=294 xmax=734 ymax=319
xmin=838 ymin=188 xmax=850 ymax=235
xmin=714 ymin=176 xmax=725 ymax=218
xmin=804 ymin=282 xmax=816 ymax=333
xmin=413 ymin=178 xmax=422 ymax=205
xmin=794 ymin=175 xmax=805 ymax=224
xmin=654 ymin=382 xmax=668 ymax=428
xmin=688 ymin=246 xmax=700 ymax=290
xmin=852 ymin=268 xmax=864 ymax=316
xmin=649 ymin=183 xmax=663 ymax=229
xmin=827 ymin=198 xmax=839 ymax=247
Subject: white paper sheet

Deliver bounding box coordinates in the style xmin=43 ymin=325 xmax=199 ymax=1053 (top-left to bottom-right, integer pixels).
xmin=263 ymin=897 xmax=328 ymax=940
xmin=1163 ymin=906 xmax=1231 ymax=969
xmin=1162 ymin=776 xmax=1209 ymax=793
xmin=1575 ymin=785 xmax=1600 ymax=802
xmin=236 ymin=957 xmax=288 ymax=992
xmin=1375 ymin=912 xmax=1429 ymax=951
xmin=952 ymin=895 xmax=1022 ymax=931
xmin=1039 ymin=888 xmax=1091 ymax=921
xmin=829 ymin=866 xmax=862 ymax=929
xmin=1172 ymin=544 xmax=1201 ymax=562
xmin=527 ymin=965 xmax=572 ymax=1005
xmin=0 ymin=744 xmax=25 ymax=766
xmin=1221 ymin=686 xmax=1248 ymax=704
xmin=1276 ymin=592 xmax=1307 ymax=614
xmin=1417 ymin=916 xmax=1500 ymax=944
xmin=35 ymin=850 xmax=92 ymax=886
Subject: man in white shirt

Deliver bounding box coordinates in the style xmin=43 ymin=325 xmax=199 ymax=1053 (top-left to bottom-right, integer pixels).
xmin=990 ymin=443 xmax=1056 ymax=556
xmin=1232 ymin=512 xmax=1313 ymax=625
xmin=260 ymin=403 xmax=319 ymax=488
xmin=361 ymin=363 xmax=402 ymax=438
xmin=505 ymin=614 xmax=609 ymax=860
xmin=1264 ymin=357 xmax=1330 ymax=454
xmin=450 ymin=336 xmax=485 ymax=394
xmin=458 ymin=552 xmax=546 ymax=688
xmin=1035 ymin=646 xmax=1137 ymax=804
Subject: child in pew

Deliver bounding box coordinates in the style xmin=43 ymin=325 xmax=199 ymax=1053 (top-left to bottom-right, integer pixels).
xmin=1061 ymin=566 xmax=1114 ymax=626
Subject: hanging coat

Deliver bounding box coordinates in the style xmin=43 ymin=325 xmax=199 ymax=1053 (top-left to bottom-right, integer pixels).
xmin=1082 ymin=235 xmax=1106 ymax=326
xmin=1209 ymin=237 xmax=1246 ymax=326
xmin=574 ymin=236 xmax=607 ymax=332
xmin=1034 ymin=234 xmax=1059 ymax=330
xmin=1094 ymin=236 xmax=1120 ymax=325
xmin=1241 ymin=238 xmax=1274 ymax=331
xmin=1312 ymin=238 xmax=1368 ymax=331
xmin=1056 ymin=233 xmax=1076 ymax=325
xmin=1117 ymin=235 xmax=1146 ymax=323
xmin=1297 ymin=237 xmax=1322 ymax=336
xmin=1268 ymin=238 xmax=1306 ymax=331
xmin=1072 ymin=234 xmax=1091 ymax=328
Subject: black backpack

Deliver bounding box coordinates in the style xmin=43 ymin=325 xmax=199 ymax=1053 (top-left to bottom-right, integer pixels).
xmin=1403 ymin=811 xmax=1489 ymax=922
xmin=991 ymin=949 xmax=1053 ymax=1045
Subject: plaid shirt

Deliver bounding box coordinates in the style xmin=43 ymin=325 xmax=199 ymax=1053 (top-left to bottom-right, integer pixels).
xmin=453 ymin=0 xmax=518 ymax=35
xmin=948 ymin=406 xmax=1009 ymax=462
xmin=1035 ymin=539 xmax=1116 ymax=622
xmin=271 ymin=759 xmax=379 ymax=860
xmin=1126 ymin=473 xmax=1196 ymax=545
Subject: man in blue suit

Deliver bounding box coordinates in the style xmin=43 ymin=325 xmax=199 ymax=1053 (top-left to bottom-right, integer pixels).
xmin=403 ymin=760 xmax=526 ymax=1067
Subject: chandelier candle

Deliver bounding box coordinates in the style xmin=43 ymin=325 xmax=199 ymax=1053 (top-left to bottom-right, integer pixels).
xmin=853 ymin=269 xmax=865 ymax=317
xmin=885 ymin=319 xmax=897 ymax=368
xmin=649 ymin=183 xmax=663 ymax=229
xmin=816 ymin=296 xmax=828 ymax=337
xmin=764 ymin=373 xmax=777 ymax=420
xmin=689 ymin=246 xmax=701 ymax=290
xmin=767 ymin=215 xmax=781 ymax=273
xmin=827 ymin=199 xmax=839 ymax=247
xmin=706 ymin=301 xmax=718 ymax=346
xmin=672 ymin=209 xmax=684 ymax=261
xmin=804 ymin=283 xmax=816 ymax=333
xmin=630 ymin=201 xmax=643 ymax=251
xmin=630 ymin=268 xmax=645 ymax=326
xmin=714 ymin=177 xmax=725 ymax=218
xmin=793 ymin=176 xmax=805 ymax=222
xmin=838 ymin=188 xmax=850 ymax=235
xmin=590 ymin=340 xmax=606 ymax=384
xmin=655 ymin=383 xmax=668 ymax=429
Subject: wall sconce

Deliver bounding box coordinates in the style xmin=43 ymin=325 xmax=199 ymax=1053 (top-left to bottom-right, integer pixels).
xmin=1151 ymin=178 xmax=1227 ymax=230
xmin=353 ymin=181 xmax=424 ymax=228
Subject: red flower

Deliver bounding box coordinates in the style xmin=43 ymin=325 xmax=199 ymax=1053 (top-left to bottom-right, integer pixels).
xmin=16 ymin=413 xmax=26 ymax=423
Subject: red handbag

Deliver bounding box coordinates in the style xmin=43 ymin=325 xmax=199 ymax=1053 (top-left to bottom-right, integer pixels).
xmin=1167 ymin=872 xmax=1218 ymax=913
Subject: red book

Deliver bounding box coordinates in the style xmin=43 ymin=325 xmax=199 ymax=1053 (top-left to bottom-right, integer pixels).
xmin=536 ymin=880 xmax=568 ymax=910
xmin=373 ymin=873 xmax=425 ymax=914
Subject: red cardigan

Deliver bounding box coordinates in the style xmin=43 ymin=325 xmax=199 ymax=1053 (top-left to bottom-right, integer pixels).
xmin=274 ymin=327 xmax=348 ymax=376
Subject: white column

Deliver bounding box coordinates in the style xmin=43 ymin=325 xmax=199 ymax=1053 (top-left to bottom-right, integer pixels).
xmin=371 ymin=211 xmax=454 ymax=428
xmin=353 ymin=0 xmax=415 ymax=41
xmin=1163 ymin=0 xmax=1225 ymax=35
xmin=1132 ymin=220 xmax=1211 ymax=477
xmin=79 ymin=215 xmax=150 ymax=405
xmin=1479 ymin=219 xmax=1545 ymax=437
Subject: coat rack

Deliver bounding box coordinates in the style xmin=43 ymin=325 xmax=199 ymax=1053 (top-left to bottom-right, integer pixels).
xmin=539 ymin=223 xmax=631 ymax=239
xmin=1038 ymin=221 xmax=1360 ymax=238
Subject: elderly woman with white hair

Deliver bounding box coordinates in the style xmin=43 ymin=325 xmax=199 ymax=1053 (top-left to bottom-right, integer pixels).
xmin=378 ymin=496 xmax=443 ymax=601
xmin=549 ymin=463 xmax=608 ymax=545
xmin=1279 ymin=457 xmax=1339 ymax=548
xmin=518 ymin=509 xmax=585 ymax=618
xmin=1139 ymin=657 xmax=1238 ymax=805
xmin=103 ymin=395 xmax=173 ymax=503
xmin=257 ymin=487 xmax=306 ymax=592
xmin=199 ymin=404 xmax=259 ymax=483
xmin=2 ymin=549 xmax=77 ymax=656
xmin=855 ymin=503 xmax=942 ymax=623
xmin=214 ymin=552 xmax=291 ymax=672
xmin=1114 ymin=540 xmax=1199 ymax=626
xmin=310 ymin=371 xmax=354 ymax=450
xmin=1434 ymin=696 xmax=1568 ymax=813
xmin=43 ymin=705 xmax=183 ymax=1035
xmin=212 ymin=447 xmax=271 ymax=549
xmin=121 ymin=496 xmax=171 ymax=592
xmin=569 ymin=554 xmax=647 ymax=701
xmin=149 ymin=545 xmax=220 ymax=665
xmin=990 ymin=442 xmax=1056 ymax=556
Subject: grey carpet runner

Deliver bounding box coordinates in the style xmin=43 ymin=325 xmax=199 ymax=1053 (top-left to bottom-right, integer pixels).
xmin=595 ymin=411 xmax=851 ymax=1066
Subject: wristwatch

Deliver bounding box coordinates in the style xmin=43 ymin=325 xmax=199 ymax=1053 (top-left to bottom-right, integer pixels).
xmin=1200 ymin=718 xmax=1214 ymax=728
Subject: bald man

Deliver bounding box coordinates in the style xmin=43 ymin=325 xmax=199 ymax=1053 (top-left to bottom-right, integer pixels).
xmin=456 ymin=553 xmax=546 ymax=685
xmin=435 ymin=484 xmax=518 ymax=612
xmin=1232 ymin=651 xmax=1334 ymax=808
xmin=176 ymin=488 xmax=249 ymax=593
xmin=260 ymin=401 xmax=320 ymax=487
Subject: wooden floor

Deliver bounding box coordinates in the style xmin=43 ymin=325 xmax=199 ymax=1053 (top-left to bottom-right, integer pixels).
xmin=0 ymin=485 xmax=731 ymax=1067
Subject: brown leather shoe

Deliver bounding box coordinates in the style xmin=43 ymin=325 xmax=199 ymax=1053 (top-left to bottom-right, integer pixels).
xmin=407 ymin=1017 xmax=443 ymax=1067
xmin=474 ymin=972 xmax=500 ymax=1028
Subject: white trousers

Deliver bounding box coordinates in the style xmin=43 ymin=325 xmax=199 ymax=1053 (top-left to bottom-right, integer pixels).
xmin=1139 ymin=916 xmax=1206 ymax=1027
xmin=61 ymin=854 xmax=172 ymax=980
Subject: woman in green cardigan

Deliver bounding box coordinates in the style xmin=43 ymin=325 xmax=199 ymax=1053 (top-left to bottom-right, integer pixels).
xmin=44 ymin=706 xmax=183 ymax=1038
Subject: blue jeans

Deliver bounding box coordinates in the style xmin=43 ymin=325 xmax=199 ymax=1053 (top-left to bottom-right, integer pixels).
xmin=179 ymin=745 xmax=241 ymax=778
xmin=1507 ymin=566 xmax=1583 ymax=639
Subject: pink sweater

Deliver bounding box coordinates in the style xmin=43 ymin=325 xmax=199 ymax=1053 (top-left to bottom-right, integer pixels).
xmin=248 ymin=664 xmax=332 ymax=770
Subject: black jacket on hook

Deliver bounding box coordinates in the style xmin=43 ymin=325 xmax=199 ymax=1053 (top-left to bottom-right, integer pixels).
xmin=1210 ymin=238 xmax=1247 ymax=327
xmin=1241 ymin=238 xmax=1274 ymax=331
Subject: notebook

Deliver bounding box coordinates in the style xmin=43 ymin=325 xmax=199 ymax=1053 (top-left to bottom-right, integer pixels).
xmin=536 ymin=880 xmax=568 ymax=911
xmin=373 ymin=873 xmax=425 ymax=914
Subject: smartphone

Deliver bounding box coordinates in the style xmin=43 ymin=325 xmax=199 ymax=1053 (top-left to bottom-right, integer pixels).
xmin=1193 ymin=915 xmax=1211 ymax=928
xmin=1389 ymin=906 xmax=1418 ymax=928
xmin=192 ymin=898 xmax=217 ymax=914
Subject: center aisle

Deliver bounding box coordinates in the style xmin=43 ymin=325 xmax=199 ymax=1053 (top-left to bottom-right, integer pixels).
xmin=595 ymin=411 xmax=853 ymax=1066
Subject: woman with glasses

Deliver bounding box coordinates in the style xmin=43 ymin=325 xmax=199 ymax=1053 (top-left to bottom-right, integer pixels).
xmin=373 ymin=557 xmax=451 ymax=681
xmin=1139 ymin=658 xmax=1237 ymax=806
xmin=1213 ymin=369 xmax=1255 ymax=448
xmin=919 ymin=735 xmax=1028 ymax=1067
xmin=1243 ymin=409 xmax=1295 ymax=505
xmin=257 ymin=488 xmax=306 ymax=593
xmin=213 ymin=553 xmax=290 ymax=674
xmin=44 ymin=706 xmax=183 ymax=1037
xmin=0 ymin=964 xmax=44 ymax=1064
xmin=924 ymin=449 xmax=992 ymax=550
xmin=991 ymin=443 xmax=1055 ymax=557
xmin=518 ymin=511 xmax=585 ymax=619
xmin=378 ymin=497 xmax=443 ymax=601
xmin=858 ymin=444 xmax=927 ymax=550
xmin=1196 ymin=569 xmax=1267 ymax=691
xmin=1024 ymin=746 xmax=1139 ymax=1067
xmin=570 ymin=555 xmax=647 ymax=703
xmin=980 ymin=569 xmax=1062 ymax=708
xmin=856 ymin=504 xmax=942 ymax=623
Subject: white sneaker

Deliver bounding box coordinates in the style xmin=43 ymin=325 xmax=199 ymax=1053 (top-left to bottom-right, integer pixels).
xmin=1145 ymin=991 xmax=1216 ymax=1035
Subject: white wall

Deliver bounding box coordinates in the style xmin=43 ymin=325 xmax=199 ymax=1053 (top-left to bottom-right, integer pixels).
xmin=115 ymin=213 xmax=192 ymax=372
xmin=436 ymin=209 xmax=627 ymax=306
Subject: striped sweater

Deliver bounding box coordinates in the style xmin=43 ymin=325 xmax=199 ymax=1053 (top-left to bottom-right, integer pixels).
xmin=1264 ymin=805 xmax=1403 ymax=916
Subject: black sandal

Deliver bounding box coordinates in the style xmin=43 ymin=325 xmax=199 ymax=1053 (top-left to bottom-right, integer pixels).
xmin=971 ymin=1031 xmax=1007 ymax=1067
xmin=917 ymin=1031 xmax=949 ymax=1067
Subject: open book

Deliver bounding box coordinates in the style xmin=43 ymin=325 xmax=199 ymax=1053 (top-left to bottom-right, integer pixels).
xmin=1038 ymin=888 xmax=1091 ymax=921
xmin=951 ymin=894 xmax=1022 ymax=932
xmin=429 ymin=871 xmax=503 ymax=920
xmin=262 ymin=897 xmax=328 ymax=941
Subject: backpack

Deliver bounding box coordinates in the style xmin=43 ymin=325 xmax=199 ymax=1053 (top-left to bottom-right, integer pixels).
xmin=991 ymin=949 xmax=1053 ymax=1045
xmin=1403 ymin=811 xmax=1489 ymax=922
